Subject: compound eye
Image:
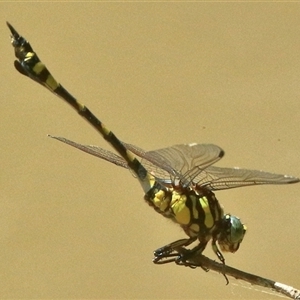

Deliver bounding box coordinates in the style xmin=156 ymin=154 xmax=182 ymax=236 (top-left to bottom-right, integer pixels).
xmin=229 ymin=216 xmax=246 ymax=244
xmin=218 ymin=215 xmax=246 ymax=253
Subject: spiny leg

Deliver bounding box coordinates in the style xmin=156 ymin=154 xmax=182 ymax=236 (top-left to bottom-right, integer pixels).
xmin=153 ymin=237 xmax=197 ymax=264
xmin=174 ymin=241 xmax=209 ymax=270
xmin=212 ymin=238 xmax=225 ymax=265
xmin=211 ymin=238 xmax=229 ymax=285
xmin=175 ymin=240 xmax=229 ymax=284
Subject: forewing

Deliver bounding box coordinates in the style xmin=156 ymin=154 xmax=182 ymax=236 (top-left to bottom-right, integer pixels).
xmin=49 ymin=137 xmax=174 ymax=183
xmin=125 ymin=143 xmax=224 ymax=185
xmin=48 ymin=137 xmax=299 ymax=190
xmin=49 ymin=135 xmax=129 ymax=169
xmin=124 ymin=143 xmax=178 ymax=179
xmin=194 ymin=165 xmax=300 ymax=191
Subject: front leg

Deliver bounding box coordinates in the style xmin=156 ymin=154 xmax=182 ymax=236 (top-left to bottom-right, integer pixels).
xmin=174 ymin=241 xmax=209 ymax=271
xmin=153 ymin=237 xmax=196 ymax=264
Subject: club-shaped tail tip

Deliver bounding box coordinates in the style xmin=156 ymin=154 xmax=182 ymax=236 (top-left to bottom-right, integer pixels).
xmin=6 ymin=21 xmax=19 ymax=38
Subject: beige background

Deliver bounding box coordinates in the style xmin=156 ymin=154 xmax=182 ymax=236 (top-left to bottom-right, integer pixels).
xmin=1 ymin=3 xmax=300 ymax=299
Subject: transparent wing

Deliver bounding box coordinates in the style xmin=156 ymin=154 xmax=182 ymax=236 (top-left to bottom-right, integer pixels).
xmin=49 ymin=136 xmax=299 ymax=190
xmin=48 ymin=135 xmax=129 ymax=169
xmin=49 ymin=136 xmax=175 ymax=185
xmin=194 ymin=165 xmax=299 ymax=191
xmin=123 ymin=143 xmax=178 ymax=178
xmin=49 ymin=137 xmax=225 ymax=185
xmin=125 ymin=143 xmax=225 ymax=186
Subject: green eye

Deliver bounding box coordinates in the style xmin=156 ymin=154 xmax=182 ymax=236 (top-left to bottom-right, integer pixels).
xmin=229 ymin=216 xmax=246 ymax=243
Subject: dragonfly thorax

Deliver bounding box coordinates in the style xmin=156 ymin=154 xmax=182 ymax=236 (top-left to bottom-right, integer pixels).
xmin=145 ymin=181 xmax=247 ymax=260
xmin=145 ymin=182 xmax=225 ymax=238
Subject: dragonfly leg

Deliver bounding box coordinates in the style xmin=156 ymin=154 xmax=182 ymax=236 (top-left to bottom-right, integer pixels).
xmin=211 ymin=238 xmax=225 ymax=264
xmin=174 ymin=241 xmax=209 ymax=270
xmin=152 ymin=237 xmax=196 ymax=264
xmin=177 ymin=243 xmax=229 ymax=284
xmin=211 ymin=238 xmax=229 ymax=285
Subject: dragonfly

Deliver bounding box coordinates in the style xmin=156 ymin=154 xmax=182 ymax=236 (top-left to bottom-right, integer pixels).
xmin=7 ymin=22 xmax=299 ymax=278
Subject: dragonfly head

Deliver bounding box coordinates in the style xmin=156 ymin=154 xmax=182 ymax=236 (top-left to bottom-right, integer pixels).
xmin=218 ymin=214 xmax=247 ymax=253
